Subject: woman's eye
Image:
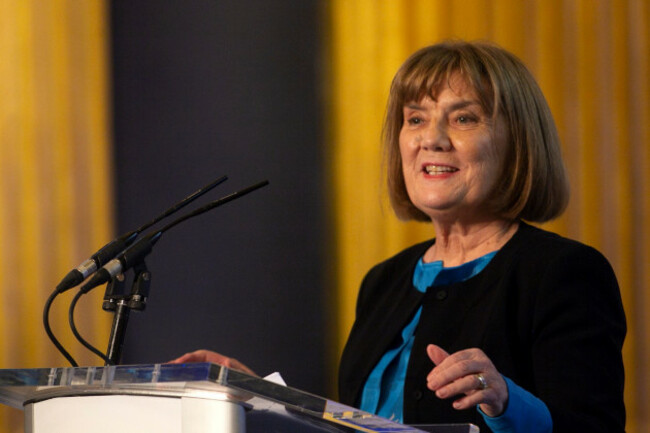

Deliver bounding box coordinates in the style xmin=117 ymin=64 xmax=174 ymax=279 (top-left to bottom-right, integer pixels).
xmin=406 ymin=117 xmax=422 ymax=125
xmin=452 ymin=113 xmax=479 ymax=126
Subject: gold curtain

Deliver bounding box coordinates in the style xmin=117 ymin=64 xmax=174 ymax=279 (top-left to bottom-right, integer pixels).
xmin=0 ymin=1 xmax=112 ymax=431
xmin=327 ymin=1 xmax=649 ymax=431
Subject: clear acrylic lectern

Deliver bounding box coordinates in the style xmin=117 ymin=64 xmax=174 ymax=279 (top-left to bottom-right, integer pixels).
xmin=0 ymin=363 xmax=478 ymax=433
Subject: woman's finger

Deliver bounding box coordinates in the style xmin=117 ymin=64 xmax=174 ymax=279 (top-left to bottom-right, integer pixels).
xmin=168 ymin=350 xmax=257 ymax=376
xmin=426 ymin=344 xmax=450 ymax=365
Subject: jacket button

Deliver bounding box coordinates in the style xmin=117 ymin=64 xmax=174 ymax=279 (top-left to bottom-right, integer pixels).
xmin=413 ymin=390 xmax=423 ymax=400
xmin=435 ymin=290 xmax=447 ymax=300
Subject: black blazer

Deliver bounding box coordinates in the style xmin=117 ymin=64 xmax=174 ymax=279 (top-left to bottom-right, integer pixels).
xmin=339 ymin=222 xmax=626 ymax=433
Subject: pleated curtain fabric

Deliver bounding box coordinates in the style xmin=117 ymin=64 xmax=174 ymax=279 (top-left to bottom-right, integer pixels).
xmin=326 ymin=1 xmax=650 ymax=432
xmin=0 ymin=1 xmax=113 ymax=431
xmin=1 ymin=1 xmax=650 ymax=432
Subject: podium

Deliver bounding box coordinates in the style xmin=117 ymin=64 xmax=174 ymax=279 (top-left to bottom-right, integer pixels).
xmin=0 ymin=363 xmax=478 ymax=432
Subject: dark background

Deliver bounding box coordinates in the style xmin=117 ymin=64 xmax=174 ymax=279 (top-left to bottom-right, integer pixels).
xmin=110 ymin=1 xmax=330 ymax=396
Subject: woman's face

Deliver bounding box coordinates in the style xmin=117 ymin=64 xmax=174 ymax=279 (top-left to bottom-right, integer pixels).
xmin=399 ymin=74 xmax=505 ymax=223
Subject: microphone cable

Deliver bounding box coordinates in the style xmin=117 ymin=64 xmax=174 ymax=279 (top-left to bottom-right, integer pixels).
xmin=69 ymin=289 xmax=112 ymax=365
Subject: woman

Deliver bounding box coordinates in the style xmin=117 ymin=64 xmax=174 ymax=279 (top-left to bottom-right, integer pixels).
xmin=174 ymin=41 xmax=626 ymax=433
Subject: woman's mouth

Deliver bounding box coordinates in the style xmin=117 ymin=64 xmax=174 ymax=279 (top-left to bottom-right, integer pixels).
xmin=423 ymin=164 xmax=458 ymax=175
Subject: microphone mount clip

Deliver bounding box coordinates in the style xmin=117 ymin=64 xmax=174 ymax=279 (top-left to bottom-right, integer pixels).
xmin=103 ymin=259 xmax=152 ymax=365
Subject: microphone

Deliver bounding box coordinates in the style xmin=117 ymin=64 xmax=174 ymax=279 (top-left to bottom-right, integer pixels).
xmin=46 ymin=174 xmax=228 ymax=366
xmin=80 ymin=179 xmax=270 ymax=294
xmin=54 ymin=175 xmax=228 ymax=293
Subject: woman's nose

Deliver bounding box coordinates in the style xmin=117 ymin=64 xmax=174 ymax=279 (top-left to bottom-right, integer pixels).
xmin=420 ymin=123 xmax=451 ymax=151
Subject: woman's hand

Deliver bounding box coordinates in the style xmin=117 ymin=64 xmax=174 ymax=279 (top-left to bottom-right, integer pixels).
xmin=169 ymin=349 xmax=257 ymax=376
xmin=426 ymin=344 xmax=508 ymax=417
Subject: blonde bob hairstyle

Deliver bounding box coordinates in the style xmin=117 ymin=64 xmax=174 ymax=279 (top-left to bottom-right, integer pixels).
xmin=385 ymin=40 xmax=569 ymax=223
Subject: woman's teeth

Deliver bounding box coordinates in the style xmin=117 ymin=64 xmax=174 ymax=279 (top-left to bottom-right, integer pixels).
xmin=424 ymin=165 xmax=457 ymax=174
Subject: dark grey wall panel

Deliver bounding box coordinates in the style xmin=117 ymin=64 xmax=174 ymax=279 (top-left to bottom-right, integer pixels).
xmin=109 ymin=1 xmax=328 ymax=395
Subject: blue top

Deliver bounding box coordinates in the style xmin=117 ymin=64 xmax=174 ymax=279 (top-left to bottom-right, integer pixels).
xmin=359 ymin=252 xmax=552 ymax=432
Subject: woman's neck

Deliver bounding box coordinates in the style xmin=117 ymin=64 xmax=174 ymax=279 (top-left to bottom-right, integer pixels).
xmin=423 ymin=219 xmax=519 ymax=267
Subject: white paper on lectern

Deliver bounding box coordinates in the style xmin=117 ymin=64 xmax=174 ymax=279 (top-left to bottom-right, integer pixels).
xmin=245 ymin=372 xmax=288 ymax=412
xmin=264 ymin=371 xmax=287 ymax=386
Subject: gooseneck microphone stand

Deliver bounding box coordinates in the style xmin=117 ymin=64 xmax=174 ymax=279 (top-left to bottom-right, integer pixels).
xmin=65 ymin=179 xmax=269 ymax=366
xmin=50 ymin=175 xmax=228 ymax=366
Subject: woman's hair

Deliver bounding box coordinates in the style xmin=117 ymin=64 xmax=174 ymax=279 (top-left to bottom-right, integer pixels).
xmin=385 ymin=40 xmax=569 ymax=223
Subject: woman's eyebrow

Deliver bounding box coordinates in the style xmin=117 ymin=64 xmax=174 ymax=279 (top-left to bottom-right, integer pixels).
xmin=447 ymin=100 xmax=481 ymax=111
xmin=404 ymin=100 xmax=481 ymax=111
xmin=404 ymin=102 xmax=425 ymax=110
